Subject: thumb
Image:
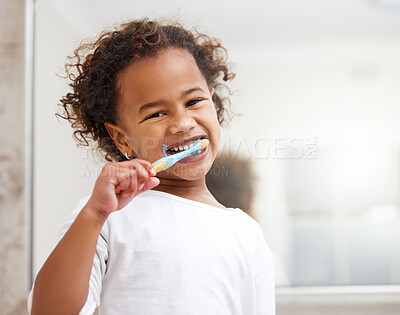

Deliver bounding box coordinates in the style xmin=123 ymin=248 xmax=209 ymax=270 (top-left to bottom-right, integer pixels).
xmin=140 ymin=176 xmax=160 ymax=192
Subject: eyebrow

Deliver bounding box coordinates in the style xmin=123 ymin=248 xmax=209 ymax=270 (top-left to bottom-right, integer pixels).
xmin=138 ymin=87 xmax=205 ymax=115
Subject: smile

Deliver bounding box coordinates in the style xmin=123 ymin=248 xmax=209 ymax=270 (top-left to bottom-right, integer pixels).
xmin=162 ymin=136 xmax=208 ymax=157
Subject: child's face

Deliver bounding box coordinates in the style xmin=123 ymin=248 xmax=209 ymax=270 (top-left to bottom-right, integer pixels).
xmin=106 ymin=48 xmax=220 ymax=181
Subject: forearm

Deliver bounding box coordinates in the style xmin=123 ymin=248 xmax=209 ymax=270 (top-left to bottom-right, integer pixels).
xmin=31 ymin=205 xmax=107 ymax=315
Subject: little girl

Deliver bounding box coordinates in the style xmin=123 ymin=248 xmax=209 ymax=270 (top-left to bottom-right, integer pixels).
xmin=29 ymin=18 xmax=275 ymax=314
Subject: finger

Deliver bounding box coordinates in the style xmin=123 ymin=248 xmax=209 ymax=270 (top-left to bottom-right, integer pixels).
xmin=115 ymin=168 xmax=135 ymax=194
xmin=134 ymin=164 xmax=151 ymax=190
xmin=131 ymin=159 xmax=156 ymax=177
xmin=101 ymin=162 xmax=118 ymax=178
xmin=137 ymin=176 xmax=160 ymax=193
xmin=115 ymin=160 xmax=155 ymax=195
xmin=146 ymin=176 xmax=160 ymax=189
xmin=119 ymin=164 xmax=148 ymax=195
xmin=126 ymin=168 xmax=139 ymax=195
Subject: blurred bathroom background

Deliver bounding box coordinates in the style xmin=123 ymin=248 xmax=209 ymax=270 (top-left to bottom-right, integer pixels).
xmin=1 ymin=0 xmax=400 ymax=314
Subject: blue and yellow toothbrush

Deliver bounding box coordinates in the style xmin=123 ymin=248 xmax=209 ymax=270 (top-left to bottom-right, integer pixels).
xmin=116 ymin=139 xmax=209 ymax=194
xmin=152 ymin=138 xmax=209 ymax=173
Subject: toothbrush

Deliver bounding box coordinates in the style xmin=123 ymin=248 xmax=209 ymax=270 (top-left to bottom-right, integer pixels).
xmin=152 ymin=138 xmax=209 ymax=173
xmin=115 ymin=139 xmax=209 ymax=194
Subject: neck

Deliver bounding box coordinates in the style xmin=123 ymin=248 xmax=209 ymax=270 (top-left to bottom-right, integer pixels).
xmin=152 ymin=176 xmax=208 ymax=197
xmin=151 ymin=176 xmax=225 ymax=209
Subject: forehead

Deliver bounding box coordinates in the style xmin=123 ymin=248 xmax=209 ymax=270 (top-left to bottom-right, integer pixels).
xmin=117 ymin=48 xmax=208 ymax=109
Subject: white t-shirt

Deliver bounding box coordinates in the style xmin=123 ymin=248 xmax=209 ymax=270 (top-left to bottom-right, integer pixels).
xmin=29 ymin=189 xmax=275 ymax=314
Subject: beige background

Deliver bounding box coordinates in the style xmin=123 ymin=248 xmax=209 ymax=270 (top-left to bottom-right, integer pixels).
xmin=0 ymin=1 xmax=27 ymax=314
xmin=2 ymin=0 xmax=400 ymax=314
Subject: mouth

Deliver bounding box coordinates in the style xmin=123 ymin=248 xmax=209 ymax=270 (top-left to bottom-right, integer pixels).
xmin=162 ymin=136 xmax=208 ymax=157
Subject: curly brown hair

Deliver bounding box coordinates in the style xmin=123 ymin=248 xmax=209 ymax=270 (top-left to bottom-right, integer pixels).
xmin=57 ymin=18 xmax=236 ymax=161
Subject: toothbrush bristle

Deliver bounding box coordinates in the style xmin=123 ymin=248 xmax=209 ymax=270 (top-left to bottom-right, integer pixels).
xmin=198 ymin=139 xmax=209 ymax=150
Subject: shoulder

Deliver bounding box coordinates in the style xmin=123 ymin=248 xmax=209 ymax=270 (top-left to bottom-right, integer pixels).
xmin=232 ymin=209 xmax=265 ymax=234
xmin=233 ymin=212 xmax=274 ymax=272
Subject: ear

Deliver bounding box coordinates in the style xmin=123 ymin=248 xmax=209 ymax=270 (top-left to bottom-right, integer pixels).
xmin=209 ymin=87 xmax=215 ymax=98
xmin=104 ymin=122 xmax=134 ymax=157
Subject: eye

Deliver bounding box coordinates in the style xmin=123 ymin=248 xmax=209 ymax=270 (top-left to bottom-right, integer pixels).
xmin=186 ymin=99 xmax=202 ymax=107
xmin=145 ymin=112 xmax=164 ymax=120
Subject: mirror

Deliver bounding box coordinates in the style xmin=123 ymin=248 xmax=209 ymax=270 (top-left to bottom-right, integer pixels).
xmin=33 ymin=0 xmax=400 ymax=288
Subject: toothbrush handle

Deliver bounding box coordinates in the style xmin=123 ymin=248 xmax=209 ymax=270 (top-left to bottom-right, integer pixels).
xmin=152 ymin=161 xmax=169 ymax=173
xmin=115 ymin=140 xmax=206 ymax=194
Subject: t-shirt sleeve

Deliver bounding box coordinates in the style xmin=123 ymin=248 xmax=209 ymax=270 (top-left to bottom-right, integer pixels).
xmin=253 ymin=222 xmax=276 ymax=315
xmin=27 ymin=196 xmax=109 ymax=315
xmin=255 ymin=255 xmax=275 ymax=314
xmin=78 ymin=231 xmax=109 ymax=314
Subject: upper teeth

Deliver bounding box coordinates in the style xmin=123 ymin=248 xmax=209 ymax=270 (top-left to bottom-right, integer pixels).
xmin=170 ymin=141 xmax=197 ymax=152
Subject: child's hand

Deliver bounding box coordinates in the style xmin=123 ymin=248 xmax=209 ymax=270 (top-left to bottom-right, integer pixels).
xmin=86 ymin=159 xmax=159 ymax=219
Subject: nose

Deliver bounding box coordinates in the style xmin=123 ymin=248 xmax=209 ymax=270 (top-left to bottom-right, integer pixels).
xmin=169 ymin=110 xmax=196 ymax=134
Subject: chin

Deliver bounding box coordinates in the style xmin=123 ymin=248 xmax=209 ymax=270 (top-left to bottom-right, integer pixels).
xmin=162 ymin=160 xmax=213 ymax=180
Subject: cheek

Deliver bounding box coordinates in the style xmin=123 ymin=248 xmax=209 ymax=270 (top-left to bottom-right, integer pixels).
xmin=127 ymin=127 xmax=162 ymax=159
xmin=140 ymin=136 xmax=163 ymax=156
xmin=214 ymin=124 xmax=221 ymax=149
xmin=205 ymin=109 xmax=221 ymax=147
xmin=204 ymin=101 xmax=219 ymax=123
